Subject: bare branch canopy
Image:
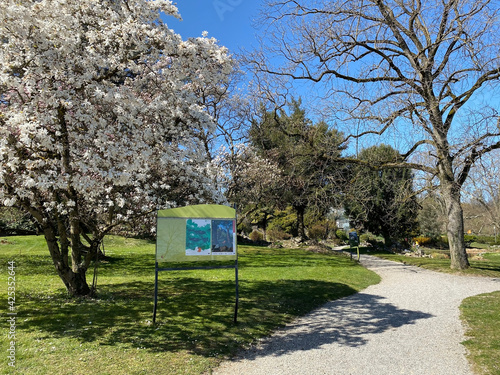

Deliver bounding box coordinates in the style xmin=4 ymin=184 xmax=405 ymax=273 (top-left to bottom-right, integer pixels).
xmin=250 ymin=0 xmax=500 ymax=269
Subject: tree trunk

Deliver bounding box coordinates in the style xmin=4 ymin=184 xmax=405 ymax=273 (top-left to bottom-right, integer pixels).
xmin=382 ymin=233 xmax=392 ymax=249
xmin=64 ymin=270 xmax=91 ymax=296
xmin=43 ymin=224 xmax=92 ymax=296
xmin=262 ymin=214 xmax=268 ymax=241
xmin=442 ymin=181 xmax=470 ymax=269
xmin=295 ymin=205 xmax=307 ymax=239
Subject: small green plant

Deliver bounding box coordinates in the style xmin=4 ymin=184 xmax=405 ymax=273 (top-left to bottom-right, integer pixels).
xmin=465 ymin=234 xmax=500 ymax=246
xmin=308 ymin=224 xmax=328 ymax=241
xmin=267 ymin=228 xmax=291 ymax=242
xmin=267 ymin=208 xmax=297 ymax=237
xmin=464 ymin=234 xmax=478 ymax=244
xmin=249 ymin=229 xmax=263 ymax=242
xmin=413 ymin=236 xmax=433 ymax=246
xmin=336 ymin=229 xmax=348 ymax=242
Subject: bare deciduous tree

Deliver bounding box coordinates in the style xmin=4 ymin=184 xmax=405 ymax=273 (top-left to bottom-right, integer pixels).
xmin=251 ymin=0 xmax=500 ymax=269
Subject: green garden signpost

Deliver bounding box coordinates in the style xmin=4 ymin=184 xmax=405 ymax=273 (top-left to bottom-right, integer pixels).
xmin=349 ymin=231 xmax=360 ymax=261
xmin=153 ymin=204 xmax=238 ymax=324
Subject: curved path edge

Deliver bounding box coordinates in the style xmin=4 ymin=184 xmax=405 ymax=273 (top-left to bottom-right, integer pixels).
xmin=213 ymin=255 xmax=500 ymax=375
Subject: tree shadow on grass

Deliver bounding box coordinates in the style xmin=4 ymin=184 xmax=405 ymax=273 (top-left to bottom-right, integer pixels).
xmin=19 ymin=278 xmax=360 ymax=358
xmin=100 ymin=254 xmax=154 ymax=274
xmin=4 ymin=254 xmax=55 ymax=276
xmin=469 ymin=262 xmax=500 ymax=274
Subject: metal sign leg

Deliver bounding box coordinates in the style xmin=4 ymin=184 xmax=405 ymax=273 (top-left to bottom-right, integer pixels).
xmin=234 ymin=259 xmax=239 ymax=324
xmin=153 ymin=262 xmax=159 ymax=324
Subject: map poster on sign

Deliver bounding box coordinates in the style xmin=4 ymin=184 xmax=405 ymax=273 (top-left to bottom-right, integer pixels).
xmin=185 ymin=219 xmax=211 ymax=256
xmin=212 ymin=220 xmax=236 ymax=255
xmin=156 ymin=204 xmax=237 ymax=262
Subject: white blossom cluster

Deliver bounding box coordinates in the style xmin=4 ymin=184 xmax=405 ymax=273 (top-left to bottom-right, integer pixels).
xmin=211 ymin=144 xmax=284 ymax=204
xmin=0 ymin=0 xmax=232 ymax=233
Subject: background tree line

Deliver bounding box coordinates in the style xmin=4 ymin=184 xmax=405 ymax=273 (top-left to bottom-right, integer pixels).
xmin=224 ymin=99 xmax=428 ymax=248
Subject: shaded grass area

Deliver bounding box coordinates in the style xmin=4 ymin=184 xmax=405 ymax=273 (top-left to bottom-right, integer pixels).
xmin=460 ymin=292 xmax=500 ymax=375
xmin=0 ymin=235 xmax=379 ymax=375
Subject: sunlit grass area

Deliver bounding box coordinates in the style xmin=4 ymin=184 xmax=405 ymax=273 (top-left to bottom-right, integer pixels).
xmin=461 ymin=291 xmax=500 ymax=375
xmin=1 ymin=235 xmax=379 ymax=375
xmin=364 ymin=247 xmax=500 ymax=278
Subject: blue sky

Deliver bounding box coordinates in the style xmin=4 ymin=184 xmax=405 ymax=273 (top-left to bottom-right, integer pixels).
xmin=162 ymin=1 xmax=500 ymax=158
xmin=166 ymin=1 xmax=263 ymax=53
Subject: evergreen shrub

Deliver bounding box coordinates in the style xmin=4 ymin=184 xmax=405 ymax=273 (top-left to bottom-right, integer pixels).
xmin=267 ymin=228 xmax=291 ymax=242
xmin=308 ymin=224 xmax=328 ymax=241
xmin=336 ymin=229 xmax=348 ymax=242
xmin=249 ymin=230 xmax=263 ymax=242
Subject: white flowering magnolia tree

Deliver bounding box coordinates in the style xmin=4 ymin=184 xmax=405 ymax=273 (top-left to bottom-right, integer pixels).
xmin=212 ymin=144 xmax=284 ymax=205
xmin=0 ymin=0 xmax=232 ymax=296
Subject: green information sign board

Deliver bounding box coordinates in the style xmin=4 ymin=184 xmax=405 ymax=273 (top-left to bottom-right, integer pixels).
xmin=153 ymin=204 xmax=239 ymax=324
xmin=156 ymin=204 xmax=237 ymax=262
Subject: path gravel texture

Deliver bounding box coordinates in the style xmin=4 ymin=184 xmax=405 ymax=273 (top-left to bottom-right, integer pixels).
xmin=213 ymin=255 xmax=500 ymax=375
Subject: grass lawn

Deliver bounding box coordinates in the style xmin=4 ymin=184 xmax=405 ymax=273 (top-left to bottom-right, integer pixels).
xmin=365 ymin=248 xmax=500 ymax=277
xmin=461 ymin=291 xmax=500 ymax=375
xmin=363 ymin=246 xmax=500 ymax=375
xmin=0 ymin=235 xmax=380 ymax=375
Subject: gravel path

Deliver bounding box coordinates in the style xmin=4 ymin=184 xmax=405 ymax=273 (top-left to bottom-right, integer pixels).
xmin=213 ymin=255 xmax=500 ymax=375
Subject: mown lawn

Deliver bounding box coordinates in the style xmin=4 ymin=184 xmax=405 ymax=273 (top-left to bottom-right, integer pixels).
xmin=461 ymin=291 xmax=500 ymax=375
xmin=366 ymin=248 xmax=500 ymax=278
xmin=1 ymin=235 xmax=379 ymax=375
